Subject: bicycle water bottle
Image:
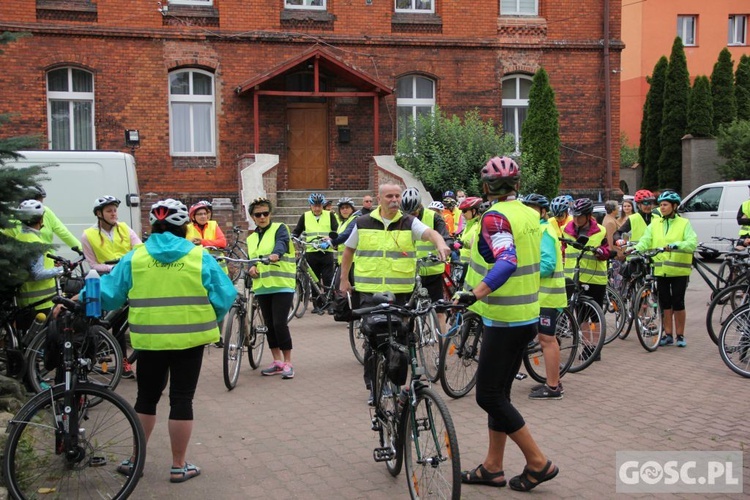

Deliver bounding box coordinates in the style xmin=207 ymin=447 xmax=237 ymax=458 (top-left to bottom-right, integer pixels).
xmin=26 ymin=312 xmax=47 ymax=339
xmin=85 ymin=269 xmax=101 ymax=317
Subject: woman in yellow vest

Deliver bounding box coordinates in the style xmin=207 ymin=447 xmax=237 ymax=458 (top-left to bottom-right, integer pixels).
xmin=81 ymin=196 xmax=141 ymax=274
xmin=247 ymin=198 xmax=297 ymax=379
xmin=332 ymin=197 xmax=358 ymax=265
xmin=633 ymin=191 xmax=697 ymax=348
xmin=548 ymin=196 xmax=572 ymax=239
xmin=94 ymin=198 xmax=236 ymax=482
xmin=455 ymin=196 xmax=483 ymax=265
xmin=186 ymin=200 xmax=228 ymax=280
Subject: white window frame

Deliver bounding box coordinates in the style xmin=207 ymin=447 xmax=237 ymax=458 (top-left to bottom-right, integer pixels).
xmin=728 ymin=14 xmax=747 ymax=46
xmin=677 ymin=15 xmax=697 ymax=46
xmin=284 ymin=0 xmax=326 ymax=10
xmin=46 ymin=67 xmax=95 ymax=151
xmin=168 ymin=69 xmax=216 ymax=157
xmin=395 ymin=0 xmax=435 ymax=14
xmin=396 ymin=75 xmax=436 ymax=141
xmin=500 ymin=0 xmax=538 ymax=16
xmin=168 ymin=0 xmax=213 ymax=5
xmin=501 ymin=74 xmax=532 ymax=153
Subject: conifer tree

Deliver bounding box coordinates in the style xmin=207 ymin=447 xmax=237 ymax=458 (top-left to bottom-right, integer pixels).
xmin=642 ymin=57 xmax=668 ymax=189
xmin=658 ymin=37 xmax=690 ymax=190
xmin=735 ymin=54 xmax=750 ymax=121
xmin=686 ymin=75 xmax=714 ymax=137
xmin=711 ymin=48 xmax=737 ymax=130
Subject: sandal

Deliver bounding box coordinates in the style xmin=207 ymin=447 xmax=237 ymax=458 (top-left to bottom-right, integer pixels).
xmin=170 ymin=463 xmax=201 ymax=483
xmin=116 ymin=459 xmax=143 ymax=478
xmin=461 ymin=464 xmax=507 ymax=487
xmin=509 ymin=459 xmax=558 ymax=492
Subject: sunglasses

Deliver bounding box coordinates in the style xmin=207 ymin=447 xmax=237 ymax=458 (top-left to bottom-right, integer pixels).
xmin=252 ymin=211 xmax=270 ymax=218
xmin=641 ymin=201 xmax=652 ymax=206
xmin=461 ymin=208 xmax=474 ymax=213
xmin=363 ymin=200 xmax=373 ymax=204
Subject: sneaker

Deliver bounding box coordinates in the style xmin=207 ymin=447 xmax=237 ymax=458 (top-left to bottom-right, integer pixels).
xmin=367 ymin=389 xmax=375 ymax=406
xmin=122 ymin=358 xmax=134 ymax=379
xmin=676 ymin=335 xmax=686 ymax=347
xmin=660 ymin=335 xmax=674 ymax=347
xmin=281 ymin=362 xmax=294 ymax=379
xmin=529 ymin=384 xmax=563 ymax=400
xmin=261 ymin=360 xmax=284 ymax=376
xmin=530 ymin=382 xmax=564 ymax=394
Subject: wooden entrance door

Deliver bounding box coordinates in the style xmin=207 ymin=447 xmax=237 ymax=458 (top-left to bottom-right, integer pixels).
xmin=288 ymin=104 xmax=327 ymax=189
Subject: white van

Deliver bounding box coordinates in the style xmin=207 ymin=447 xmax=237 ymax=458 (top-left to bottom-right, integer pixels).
xmin=7 ymin=151 xmax=141 ymax=259
xmin=678 ymin=181 xmax=749 ymax=255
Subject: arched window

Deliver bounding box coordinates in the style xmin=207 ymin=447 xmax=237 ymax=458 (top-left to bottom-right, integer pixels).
xmin=47 ymin=68 xmax=95 ymax=150
xmin=501 ymin=74 xmax=532 ymax=152
xmin=169 ymin=69 xmax=216 ymax=156
xmin=396 ymin=75 xmax=435 ymax=141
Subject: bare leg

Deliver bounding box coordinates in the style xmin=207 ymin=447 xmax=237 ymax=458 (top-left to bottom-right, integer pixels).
xmin=282 ymin=349 xmax=292 ymax=364
xmin=138 ymin=413 xmax=156 ymax=443
xmin=674 ymin=309 xmax=686 ymax=336
xmin=482 ymin=429 xmax=507 ymax=474
xmin=168 ymin=419 xmax=194 ymax=468
xmin=507 ymin=424 xmax=549 ymax=472
xmin=269 ymin=347 xmax=282 ymax=362
xmin=538 ymin=334 xmax=560 ymax=387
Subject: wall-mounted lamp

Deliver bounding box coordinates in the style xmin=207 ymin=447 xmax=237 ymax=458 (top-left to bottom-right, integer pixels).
xmin=125 ymin=129 xmax=140 ymax=155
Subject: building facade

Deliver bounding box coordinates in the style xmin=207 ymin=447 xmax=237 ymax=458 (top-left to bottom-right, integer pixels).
xmin=1 ymin=0 xmax=622 ymax=211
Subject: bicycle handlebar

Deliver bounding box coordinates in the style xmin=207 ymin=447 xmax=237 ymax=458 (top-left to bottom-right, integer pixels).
xmin=216 ymin=255 xmax=272 ymax=266
xmin=558 ymin=237 xmax=598 ymax=253
xmin=46 ymin=254 xmax=85 ymax=273
xmin=353 ymin=298 xmax=461 ymax=318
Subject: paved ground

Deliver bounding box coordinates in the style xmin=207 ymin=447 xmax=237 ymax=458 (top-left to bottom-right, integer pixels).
xmin=115 ymin=269 xmax=749 ymax=499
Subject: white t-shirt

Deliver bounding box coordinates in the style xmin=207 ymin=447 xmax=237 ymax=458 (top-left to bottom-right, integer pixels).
xmin=344 ymin=214 xmax=429 ymax=248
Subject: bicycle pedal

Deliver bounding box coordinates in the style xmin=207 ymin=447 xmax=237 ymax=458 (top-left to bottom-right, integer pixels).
xmin=371 ymin=417 xmax=381 ymax=432
xmin=373 ymin=447 xmax=395 ymax=462
xmin=256 ymin=326 xmax=268 ymax=334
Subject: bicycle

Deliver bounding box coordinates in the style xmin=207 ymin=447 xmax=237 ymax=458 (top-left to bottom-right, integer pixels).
xmin=291 ymin=235 xmax=339 ymax=320
xmin=705 ymin=262 xmax=750 ymax=345
xmin=438 ymin=308 xmax=482 ymax=399
xmin=224 ymin=225 xmax=249 ymax=283
xmin=354 ymin=296 xmax=461 ymax=499
xmin=521 ymin=307 xmax=579 ymax=385
xmin=3 ymin=296 xmax=146 ymax=499
xmin=717 ymin=302 xmax=750 ymax=378
xmin=712 ymin=236 xmax=748 ymax=288
xmin=626 ymin=247 xmax=666 ymax=352
xmin=218 ymin=255 xmax=270 ymax=390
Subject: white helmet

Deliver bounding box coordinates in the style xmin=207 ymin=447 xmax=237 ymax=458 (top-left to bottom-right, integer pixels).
xmin=16 ymin=199 xmax=45 ymax=222
xmin=93 ymin=195 xmax=121 ymax=215
xmin=400 ymin=187 xmax=422 ymax=214
xmin=427 ymin=201 xmax=444 ymax=211
xmin=149 ymin=198 xmax=190 ymax=226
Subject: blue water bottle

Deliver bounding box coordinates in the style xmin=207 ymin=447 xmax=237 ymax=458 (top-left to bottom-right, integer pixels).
xmin=85 ymin=269 xmax=101 ymax=317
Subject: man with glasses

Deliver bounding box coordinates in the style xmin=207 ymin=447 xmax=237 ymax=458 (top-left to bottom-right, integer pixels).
xmin=359 ymin=195 xmax=375 ymax=215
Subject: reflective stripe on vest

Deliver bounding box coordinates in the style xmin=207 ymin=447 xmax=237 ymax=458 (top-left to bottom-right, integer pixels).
xmin=651 ymin=216 xmax=694 ymax=277
xmin=246 ymin=222 xmax=296 ymax=290
xmin=563 ymin=225 xmax=608 ymax=285
xmin=459 ymin=219 xmax=479 ymax=264
xmin=415 ymin=209 xmax=445 ymax=276
xmin=464 ymin=200 xmax=541 ymax=323
xmin=740 ymin=200 xmax=750 ymax=236
xmin=14 ymin=229 xmax=56 ymax=309
xmin=539 ymin=222 xmax=567 ymax=309
xmin=84 ymin=222 xmax=133 ymax=263
xmin=304 ymin=211 xmax=333 ymax=253
xmin=128 ymin=245 xmax=219 ymax=350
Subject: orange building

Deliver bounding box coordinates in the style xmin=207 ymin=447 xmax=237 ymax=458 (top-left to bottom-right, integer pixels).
xmin=621 ymin=0 xmax=750 ymax=145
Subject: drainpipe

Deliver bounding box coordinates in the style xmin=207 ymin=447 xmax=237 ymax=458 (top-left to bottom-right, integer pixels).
xmin=603 ymin=0 xmax=613 ymax=196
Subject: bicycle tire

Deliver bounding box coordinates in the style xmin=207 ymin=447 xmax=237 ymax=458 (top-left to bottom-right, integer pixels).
xmin=3 ymin=382 xmax=146 ymax=500
xmin=288 ymin=279 xmax=303 ymax=323
xmin=567 ymin=298 xmax=606 ymax=373
xmin=294 ymin=270 xmax=310 ymax=319
xmin=404 ymin=386 xmax=461 ymax=500
xmin=718 ymin=304 xmax=750 ymax=378
xmin=226 ymin=247 xmax=248 ymax=283
xmin=716 ymin=259 xmax=731 ymax=290
xmin=26 ymin=326 xmax=123 ymax=397
xmin=603 ymin=285 xmax=626 ymax=344
xmin=349 ymin=319 xmax=366 ymax=365
xmin=375 ymin=355 xmax=403 ymax=476
xmin=523 ymin=307 xmax=579 ymax=384
xmin=634 ymin=283 xmax=662 ymax=352
xmin=415 ymin=310 xmax=441 ymax=383
xmin=222 ymin=305 xmax=244 ymax=390
xmin=247 ymin=298 xmax=266 ymax=369
xmin=438 ymin=312 xmax=482 ymax=399
xmin=618 ymin=282 xmax=638 ymax=340
xmin=706 ymin=283 xmax=750 ymax=345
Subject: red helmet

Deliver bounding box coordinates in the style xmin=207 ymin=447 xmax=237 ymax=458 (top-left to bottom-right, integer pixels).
xmin=189 ymin=200 xmax=212 ymax=220
xmin=634 ymin=189 xmax=655 ymax=203
xmin=458 ymin=196 xmax=483 ymax=211
xmin=481 ymin=157 xmax=520 ymax=194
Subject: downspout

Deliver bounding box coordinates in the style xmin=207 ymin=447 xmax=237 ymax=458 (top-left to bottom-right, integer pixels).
xmin=603 ymin=0 xmax=613 ymax=196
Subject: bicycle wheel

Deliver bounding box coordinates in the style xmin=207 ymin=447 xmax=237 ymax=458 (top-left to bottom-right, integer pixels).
xmin=415 ymin=310 xmax=441 ymax=383
xmin=288 ymin=279 xmax=303 ymax=323
xmin=246 ymin=298 xmax=266 ymax=369
xmin=349 ymin=319 xmax=366 ymax=365
xmin=26 ymin=326 xmax=123 ymax=395
xmin=222 ymin=305 xmax=244 ymax=390
xmin=438 ymin=312 xmax=482 ymax=399
xmin=567 ymin=298 xmax=606 ymax=373
xmin=226 ymin=248 xmax=248 ymax=283
xmin=718 ymin=305 xmax=750 ymax=378
xmin=618 ymin=282 xmax=637 ymax=340
xmin=294 ymin=271 xmax=310 ymax=319
xmin=374 ymin=356 xmax=402 ymax=476
xmin=716 ymin=259 xmax=731 ymax=290
xmin=522 ymin=308 xmax=578 ymax=384
xmin=3 ymin=383 xmax=146 ymax=500
xmin=706 ymin=283 xmax=750 ymax=345
xmin=634 ymin=284 xmax=662 ymax=352
xmin=404 ymin=387 xmax=461 ymax=500
xmin=603 ymin=285 xmax=626 ymax=344
xmin=0 ymin=322 xmax=24 ymax=379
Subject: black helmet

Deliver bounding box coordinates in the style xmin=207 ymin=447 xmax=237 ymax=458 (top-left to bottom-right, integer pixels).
xmin=571 ymin=198 xmax=594 ymax=217
xmin=522 ymin=193 xmax=550 ymax=210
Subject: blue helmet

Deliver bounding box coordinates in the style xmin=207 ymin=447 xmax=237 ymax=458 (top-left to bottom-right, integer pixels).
xmin=657 ymin=190 xmax=681 ymax=204
xmin=522 ymin=193 xmax=550 ymax=210
xmin=308 ymin=193 xmax=326 ymax=205
xmin=550 ymin=196 xmax=570 ymax=217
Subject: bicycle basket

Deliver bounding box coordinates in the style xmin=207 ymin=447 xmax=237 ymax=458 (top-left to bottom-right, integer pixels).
xmin=386 ymin=345 xmax=408 ymax=386
xmin=361 ymin=313 xmax=407 ymax=350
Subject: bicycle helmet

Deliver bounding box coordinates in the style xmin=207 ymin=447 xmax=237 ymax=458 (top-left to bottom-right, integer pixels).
xmin=337 ymin=197 xmax=355 ymax=209
xmin=308 ymin=193 xmax=326 ymax=205
xmin=16 ymin=199 xmax=45 ymax=222
xmin=93 ymin=195 xmax=121 ymax=215
xmin=188 ymin=200 xmax=212 ymax=219
xmin=571 ymin=198 xmax=594 ymax=217
xmin=522 ymin=193 xmax=550 ymax=210
xmin=427 ymin=201 xmax=445 ymax=211
xmin=657 ymin=190 xmax=681 ymax=204
xmin=481 ymin=156 xmax=520 ymax=195
xmin=550 ymin=196 xmax=570 ymax=217
xmin=478 ymin=200 xmax=492 ymax=213
xmin=28 ymin=185 xmax=46 ymax=198
xmin=149 ymin=198 xmax=190 ymax=226
xmin=443 ymin=190 xmax=456 ymax=199
xmin=248 ymin=197 xmax=272 ymax=214
xmin=458 ymin=196 xmax=483 ymax=211
xmin=400 ymin=187 xmax=422 ymax=214
xmin=634 ymin=189 xmax=655 ymax=204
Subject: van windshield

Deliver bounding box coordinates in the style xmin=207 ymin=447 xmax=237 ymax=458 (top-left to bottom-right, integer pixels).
xmin=682 ymin=187 xmax=722 ymax=212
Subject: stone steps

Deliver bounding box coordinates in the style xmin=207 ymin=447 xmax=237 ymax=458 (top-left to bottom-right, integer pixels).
xmin=274 ymin=189 xmax=374 ymax=227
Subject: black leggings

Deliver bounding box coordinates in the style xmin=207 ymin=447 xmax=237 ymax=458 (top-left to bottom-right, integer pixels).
xmin=256 ymin=292 xmax=293 ymax=351
xmin=305 ymin=251 xmax=335 ymax=290
xmin=134 ymin=345 xmax=205 ymax=420
xmin=475 ymin=323 xmax=537 ymax=434
xmin=656 ymin=276 xmax=689 ymax=311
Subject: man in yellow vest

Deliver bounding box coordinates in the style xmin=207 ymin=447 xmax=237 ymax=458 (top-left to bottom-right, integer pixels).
xmin=736 ymin=184 xmax=750 ymax=247
xmin=339 ymin=183 xmax=450 ymax=405
xmin=93 ymin=198 xmax=236 ymax=483
xmin=453 ymin=157 xmax=557 ymax=491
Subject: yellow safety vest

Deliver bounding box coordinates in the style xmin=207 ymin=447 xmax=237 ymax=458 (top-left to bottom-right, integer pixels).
xmin=740 ymin=200 xmax=750 ymax=236
xmin=354 ymin=210 xmax=417 ymax=294
xmin=128 ymin=245 xmax=219 ymax=350
xmin=650 ymin=216 xmax=694 ymax=277
xmin=563 ymin=224 xmax=608 ymax=285
xmin=84 ymin=222 xmax=133 ymax=263
xmin=335 ymin=216 xmax=357 ymax=264
xmin=465 ymin=200 xmax=541 ymax=323
xmin=629 ymin=213 xmax=647 ymax=245
xmin=459 ymin=218 xmax=480 ymax=264
xmin=246 ymin=223 xmax=296 ymax=292
xmin=415 ymin=209 xmax=445 ymax=276
xmin=15 ymin=229 xmax=57 ymax=309
xmin=539 ymin=221 xmax=567 ymax=309
xmin=185 ymin=221 xmax=228 ymax=274
xmin=549 ymin=216 xmax=571 ymax=239
xmin=304 ymin=211 xmax=333 ymax=253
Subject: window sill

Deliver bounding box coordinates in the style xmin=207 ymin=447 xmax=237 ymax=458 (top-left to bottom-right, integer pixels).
xmin=391 ymin=12 xmax=442 ymax=33
xmin=172 ymin=156 xmax=217 ymax=169
xmin=163 ymin=4 xmax=220 ymax=26
xmin=280 ymin=9 xmax=335 ymax=22
xmin=36 ymin=0 xmax=97 ymax=21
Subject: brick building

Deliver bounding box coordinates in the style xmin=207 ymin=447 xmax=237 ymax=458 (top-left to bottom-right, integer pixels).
xmin=0 ymin=0 xmax=622 ymax=221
